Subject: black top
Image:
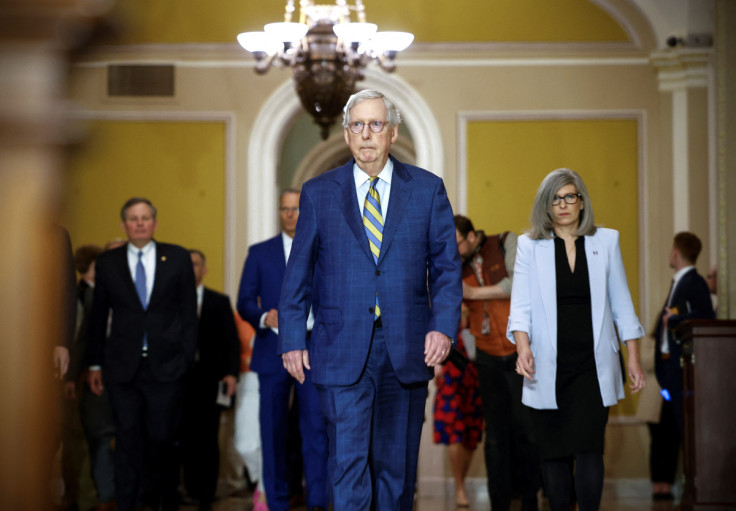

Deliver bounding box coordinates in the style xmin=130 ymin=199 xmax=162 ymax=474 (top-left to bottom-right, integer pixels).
xmin=530 ymin=236 xmax=608 ymax=459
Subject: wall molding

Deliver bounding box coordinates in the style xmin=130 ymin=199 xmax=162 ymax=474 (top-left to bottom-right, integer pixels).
xmin=456 ymin=109 xmax=649 ymax=326
xmin=65 ymin=110 xmax=238 ymax=298
xmin=246 ymin=68 xmax=444 ymax=247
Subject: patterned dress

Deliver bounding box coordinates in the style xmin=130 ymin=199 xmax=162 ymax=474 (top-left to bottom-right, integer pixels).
xmin=433 ymin=332 xmax=484 ymax=449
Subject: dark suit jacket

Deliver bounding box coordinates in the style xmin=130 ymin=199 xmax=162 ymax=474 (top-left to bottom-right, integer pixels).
xmin=196 ymin=287 xmax=240 ymax=382
xmin=236 ymin=234 xmax=286 ymax=375
xmin=278 ymin=156 xmax=463 ymax=386
xmin=87 ymin=241 xmax=198 ymax=383
xmin=653 ymin=267 xmax=714 ymax=390
xmin=67 ymin=280 xmax=94 ymax=382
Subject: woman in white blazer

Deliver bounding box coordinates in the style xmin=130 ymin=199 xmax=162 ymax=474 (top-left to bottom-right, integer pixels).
xmin=507 ymin=168 xmax=645 ymax=511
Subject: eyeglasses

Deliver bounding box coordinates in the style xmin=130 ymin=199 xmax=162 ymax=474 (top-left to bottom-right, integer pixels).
xmin=347 ymin=120 xmax=390 ymax=134
xmin=552 ymin=193 xmax=582 ymax=206
xmin=279 ymin=207 xmax=299 ymax=214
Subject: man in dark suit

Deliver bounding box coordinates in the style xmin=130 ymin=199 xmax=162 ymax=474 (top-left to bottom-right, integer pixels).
xmin=237 ymin=190 xmax=328 ymax=511
xmin=178 ymin=249 xmax=240 ymax=511
xmin=279 ymin=89 xmax=463 ymax=510
xmin=87 ymin=197 xmax=198 ymax=511
xmin=650 ymin=231 xmax=715 ymax=500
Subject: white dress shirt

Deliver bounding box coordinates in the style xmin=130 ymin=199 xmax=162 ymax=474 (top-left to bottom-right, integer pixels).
xmin=661 ymin=265 xmax=695 ymax=354
xmin=354 ymin=159 xmax=393 ymax=217
xmin=127 ymin=241 xmax=156 ymax=305
xmin=196 ymin=284 xmax=204 ymax=317
xmin=260 ymin=232 xmax=314 ymax=333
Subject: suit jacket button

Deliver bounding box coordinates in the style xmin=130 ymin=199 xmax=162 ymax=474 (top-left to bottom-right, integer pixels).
xmin=369 ymin=307 xmax=374 ymax=314
xmin=376 ymin=270 xmax=381 ymax=276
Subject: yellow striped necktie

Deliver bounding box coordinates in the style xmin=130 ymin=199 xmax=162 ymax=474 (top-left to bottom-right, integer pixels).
xmin=363 ymin=177 xmax=383 ymax=318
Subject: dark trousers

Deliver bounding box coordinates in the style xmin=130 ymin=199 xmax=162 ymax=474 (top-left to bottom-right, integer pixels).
xmin=79 ymin=384 xmax=116 ymax=503
xmin=648 ymin=398 xmax=680 ymax=484
xmin=258 ymin=363 xmax=328 ymax=511
xmin=179 ymin=373 xmax=222 ymax=505
xmin=475 ymin=350 xmax=541 ymax=511
xmin=106 ymin=358 xmax=184 ymax=511
xmin=316 ymin=325 xmax=427 ymax=511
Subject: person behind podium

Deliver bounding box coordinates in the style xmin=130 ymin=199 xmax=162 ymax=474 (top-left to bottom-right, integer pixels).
xmin=507 ymin=168 xmax=646 ymax=511
xmin=649 ymin=231 xmax=715 ymax=500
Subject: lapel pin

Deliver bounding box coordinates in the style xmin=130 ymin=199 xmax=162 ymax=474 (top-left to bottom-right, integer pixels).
xmin=161 ymin=256 xmax=167 ymax=261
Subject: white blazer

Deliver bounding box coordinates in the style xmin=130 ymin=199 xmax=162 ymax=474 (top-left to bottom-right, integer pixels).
xmin=506 ymin=228 xmax=644 ymax=409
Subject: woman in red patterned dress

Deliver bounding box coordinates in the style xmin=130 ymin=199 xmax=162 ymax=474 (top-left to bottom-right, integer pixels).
xmin=433 ymin=305 xmax=483 ymax=507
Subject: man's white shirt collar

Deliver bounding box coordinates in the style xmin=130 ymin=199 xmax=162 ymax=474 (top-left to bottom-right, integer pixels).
xmin=354 ymin=159 xmax=393 ymax=216
xmin=282 ymin=231 xmax=294 ymax=262
xmin=127 ymin=240 xmax=155 ymax=257
xmin=353 ymin=159 xmax=393 ymax=189
xmin=673 ymin=265 xmax=694 ymax=286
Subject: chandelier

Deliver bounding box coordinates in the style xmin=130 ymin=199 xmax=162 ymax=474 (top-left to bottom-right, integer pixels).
xmin=237 ymin=0 xmax=414 ymax=139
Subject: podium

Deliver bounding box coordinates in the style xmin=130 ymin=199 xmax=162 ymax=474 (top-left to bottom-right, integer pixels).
xmin=678 ymin=320 xmax=736 ymax=511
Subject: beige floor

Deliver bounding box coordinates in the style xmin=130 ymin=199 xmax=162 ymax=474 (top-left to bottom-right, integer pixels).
xmin=181 ymin=484 xmax=679 ymax=511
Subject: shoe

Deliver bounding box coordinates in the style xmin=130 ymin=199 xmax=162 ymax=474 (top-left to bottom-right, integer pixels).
xmin=652 ymin=492 xmax=674 ymax=501
xmin=289 ymin=494 xmax=305 ymax=508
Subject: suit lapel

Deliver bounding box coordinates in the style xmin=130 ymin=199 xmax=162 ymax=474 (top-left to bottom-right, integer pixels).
xmin=337 ymin=161 xmax=375 ymax=264
xmin=149 ymin=242 xmax=167 ymax=309
xmin=273 ymin=235 xmax=287 ymax=274
xmin=376 ymin=157 xmax=412 ymax=267
xmin=585 ymin=233 xmax=605 ymax=350
xmin=536 ymin=238 xmax=557 ymax=352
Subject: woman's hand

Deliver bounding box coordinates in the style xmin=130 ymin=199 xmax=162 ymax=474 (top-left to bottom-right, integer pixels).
xmin=625 ymin=339 xmax=646 ymax=393
xmin=513 ymin=331 xmax=536 ymax=382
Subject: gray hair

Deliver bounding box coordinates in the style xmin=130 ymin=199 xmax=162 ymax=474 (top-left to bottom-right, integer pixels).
xmin=120 ymin=197 xmax=157 ymax=221
xmin=528 ymin=168 xmax=596 ymax=240
xmin=342 ymin=89 xmax=401 ymax=128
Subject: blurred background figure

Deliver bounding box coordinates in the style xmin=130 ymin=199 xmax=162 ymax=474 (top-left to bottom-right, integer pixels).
xmin=233 ymin=313 xmax=268 ymax=510
xmin=454 ymin=214 xmax=541 ymax=511
xmin=178 ymin=249 xmax=240 ymax=511
xmin=432 ymin=304 xmax=482 ymax=507
xmin=86 ymin=197 xmax=198 ymax=511
xmin=649 ymin=232 xmax=715 ymax=501
xmin=64 ymin=243 xmax=118 ymax=511
xmin=237 ymin=189 xmax=328 ymax=511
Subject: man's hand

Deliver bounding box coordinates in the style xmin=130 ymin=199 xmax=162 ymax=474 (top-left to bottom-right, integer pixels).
xmin=221 ymin=375 xmax=237 ymax=397
xmin=264 ymin=309 xmax=279 ymax=329
xmin=53 ymin=346 xmax=70 ymax=379
xmin=424 ymin=331 xmax=452 ymax=367
xmin=282 ymin=349 xmax=310 ymax=384
xmin=88 ymin=369 xmax=104 ymax=396
xmin=63 ymin=381 xmax=77 ymax=400
xmin=462 ymin=282 xmax=479 ymax=300
xmin=662 ymin=307 xmax=674 ymax=329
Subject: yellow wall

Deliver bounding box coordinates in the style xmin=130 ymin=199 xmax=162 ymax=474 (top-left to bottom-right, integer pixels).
xmin=63 ymin=120 xmax=227 ymax=292
xmin=466 ymin=118 xmax=641 ymax=413
xmin=109 ymin=0 xmax=629 ymax=44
